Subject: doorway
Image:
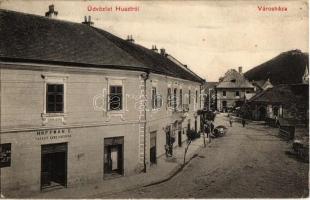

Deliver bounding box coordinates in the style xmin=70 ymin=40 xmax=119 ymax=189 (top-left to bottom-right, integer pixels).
xmin=259 ymin=106 xmax=267 ymax=121
xmin=178 ymin=122 xmax=182 ymax=147
xmin=222 ymin=101 xmax=227 ymax=112
xmin=41 ymin=143 xmax=67 ymax=190
xmin=150 ymin=132 xmax=157 ymax=164
xmin=104 ymin=137 xmax=124 ymax=176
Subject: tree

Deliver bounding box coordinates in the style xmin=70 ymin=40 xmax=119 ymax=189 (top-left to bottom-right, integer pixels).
xmin=183 ymin=129 xmax=199 ymax=165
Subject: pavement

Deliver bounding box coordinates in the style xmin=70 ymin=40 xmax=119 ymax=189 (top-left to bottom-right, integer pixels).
xmin=27 ymin=133 xmax=205 ymax=199
xmin=102 ymin=113 xmax=309 ymax=198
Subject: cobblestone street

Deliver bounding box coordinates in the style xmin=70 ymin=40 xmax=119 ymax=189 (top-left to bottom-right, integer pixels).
xmin=103 ymin=113 xmax=309 ymax=198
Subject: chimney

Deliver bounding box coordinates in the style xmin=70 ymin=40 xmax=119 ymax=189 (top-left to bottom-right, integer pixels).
xmin=238 ymin=66 xmax=242 ymax=74
xmin=45 ymin=4 xmax=58 ymax=18
xmin=82 ymin=15 xmax=94 ymax=26
xmin=160 ymin=48 xmax=166 ymax=56
xmin=126 ymin=35 xmax=135 ymax=43
xmin=151 ymin=45 xmax=158 ymax=53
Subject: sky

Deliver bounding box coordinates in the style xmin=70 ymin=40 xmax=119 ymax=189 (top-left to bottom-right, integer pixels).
xmin=0 ymin=0 xmax=308 ymax=81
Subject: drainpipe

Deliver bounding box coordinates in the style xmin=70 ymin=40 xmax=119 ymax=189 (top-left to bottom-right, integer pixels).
xmin=141 ymin=71 xmax=149 ymax=173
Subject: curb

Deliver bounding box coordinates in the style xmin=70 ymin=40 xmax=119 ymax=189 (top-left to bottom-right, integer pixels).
xmin=142 ymin=143 xmax=203 ymax=187
xmin=87 ymin=143 xmax=204 ymax=198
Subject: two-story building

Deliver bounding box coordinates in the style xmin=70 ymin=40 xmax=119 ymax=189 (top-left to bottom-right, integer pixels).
xmin=0 ymin=9 xmax=204 ymax=196
xmin=216 ymin=67 xmax=255 ymax=112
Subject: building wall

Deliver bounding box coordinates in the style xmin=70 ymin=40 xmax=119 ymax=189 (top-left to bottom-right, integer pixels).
xmin=0 ymin=63 xmax=202 ymax=196
xmin=145 ymin=74 xmax=201 ymax=164
xmin=216 ymin=88 xmax=255 ymax=111
xmin=0 ymin=124 xmax=140 ymax=197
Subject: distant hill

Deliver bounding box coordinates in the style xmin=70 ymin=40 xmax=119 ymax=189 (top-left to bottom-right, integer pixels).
xmin=244 ymin=50 xmax=308 ymax=85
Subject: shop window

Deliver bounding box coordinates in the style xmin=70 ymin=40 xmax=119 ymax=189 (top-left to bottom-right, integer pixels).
xmin=46 ymin=84 xmax=64 ymax=113
xmin=0 ymin=143 xmax=11 ymax=168
xmin=104 ymin=137 xmax=124 ymax=175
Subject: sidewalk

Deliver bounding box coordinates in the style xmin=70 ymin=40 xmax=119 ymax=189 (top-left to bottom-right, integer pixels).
xmin=28 ymin=137 xmax=204 ymax=199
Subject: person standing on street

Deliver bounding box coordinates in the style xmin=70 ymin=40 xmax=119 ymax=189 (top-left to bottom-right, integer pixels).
xmin=274 ymin=115 xmax=279 ymax=127
xmin=229 ymin=114 xmax=233 ymax=127
xmin=242 ymin=118 xmax=246 ymax=127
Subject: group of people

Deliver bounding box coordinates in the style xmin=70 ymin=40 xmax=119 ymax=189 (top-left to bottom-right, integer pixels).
xmin=203 ymin=120 xmax=214 ymax=142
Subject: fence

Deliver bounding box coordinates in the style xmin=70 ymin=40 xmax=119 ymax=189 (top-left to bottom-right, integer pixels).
xmin=279 ymin=125 xmax=295 ymax=140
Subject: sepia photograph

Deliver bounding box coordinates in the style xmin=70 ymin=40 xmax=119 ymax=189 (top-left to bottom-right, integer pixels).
xmin=0 ymin=0 xmax=308 ymax=198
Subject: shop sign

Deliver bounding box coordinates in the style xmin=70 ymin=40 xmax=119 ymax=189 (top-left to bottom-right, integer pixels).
xmin=36 ymin=128 xmax=71 ymax=141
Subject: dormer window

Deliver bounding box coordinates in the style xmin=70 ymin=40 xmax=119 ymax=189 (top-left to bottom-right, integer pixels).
xmin=231 ymin=79 xmax=236 ymax=83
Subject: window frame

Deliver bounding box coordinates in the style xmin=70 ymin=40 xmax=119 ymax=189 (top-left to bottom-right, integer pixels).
xmin=108 ymin=85 xmax=123 ymax=111
xmin=179 ymin=89 xmax=183 ymax=109
xmin=152 ymin=87 xmax=158 ymax=109
xmin=167 ymin=88 xmax=172 ymax=108
xmin=173 ymin=88 xmax=177 ymax=110
xmin=41 ymin=74 xmax=68 ymax=125
xmin=46 ymin=84 xmax=64 ymax=113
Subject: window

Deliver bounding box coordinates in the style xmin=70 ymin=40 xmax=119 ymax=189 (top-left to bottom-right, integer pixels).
xmin=46 ymin=84 xmax=64 ymax=113
xmin=109 ymin=86 xmax=123 ymax=111
xmin=152 ymin=87 xmax=157 ymax=109
xmin=222 ymin=91 xmax=226 ymax=97
xmin=195 ymin=90 xmax=198 ymax=103
xmin=231 ymin=79 xmax=236 ymax=83
xmin=173 ymin=88 xmax=177 ymax=110
xmin=188 ymin=90 xmax=191 ymax=104
xmin=0 ymin=143 xmax=11 ymax=168
xmin=167 ymin=88 xmax=172 ymax=108
xmin=235 ymin=91 xmax=240 ymax=97
xmin=246 ymin=90 xmax=250 ymax=93
xmin=179 ymin=89 xmax=183 ymax=108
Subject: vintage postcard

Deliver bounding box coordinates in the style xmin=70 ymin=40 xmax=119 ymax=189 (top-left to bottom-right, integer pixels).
xmin=0 ymin=0 xmax=308 ymax=198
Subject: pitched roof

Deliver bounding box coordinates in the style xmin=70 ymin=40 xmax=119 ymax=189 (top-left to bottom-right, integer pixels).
xmin=0 ymin=9 xmax=204 ymax=83
xmin=93 ymin=28 xmax=204 ymax=82
xmin=249 ymin=84 xmax=308 ymax=106
xmin=216 ymin=69 xmax=254 ymax=89
xmin=0 ymin=9 xmax=144 ymax=68
xmin=203 ymin=82 xmax=218 ymax=90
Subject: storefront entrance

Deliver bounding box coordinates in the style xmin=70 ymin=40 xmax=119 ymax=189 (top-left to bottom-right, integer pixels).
xmin=104 ymin=137 xmax=124 ymax=176
xmin=41 ymin=143 xmax=67 ymax=190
